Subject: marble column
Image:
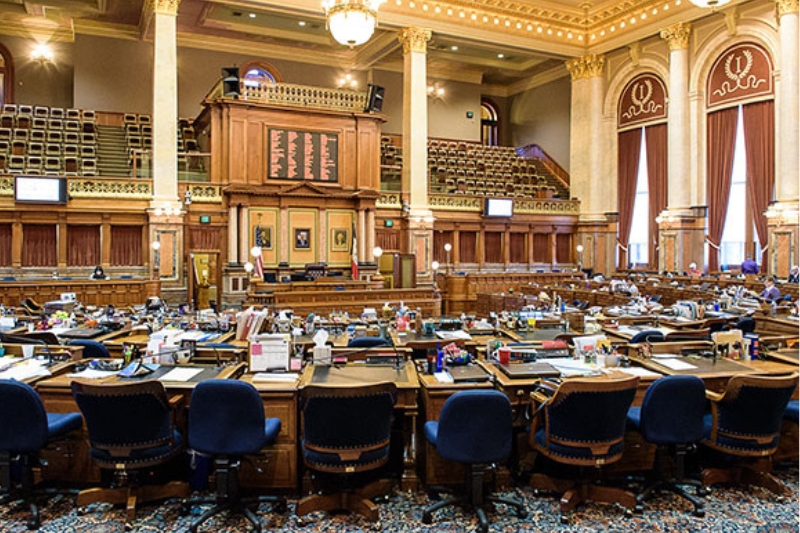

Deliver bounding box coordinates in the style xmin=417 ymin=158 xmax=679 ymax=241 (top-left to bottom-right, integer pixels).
xmin=228 ymin=204 xmax=238 ymax=265
xmin=357 ymin=208 xmax=367 ymax=264
xmin=398 ymin=28 xmax=436 ymax=280
xmin=238 ymin=206 xmax=249 ymax=264
xmin=151 ymin=0 xmax=180 ymax=210
xmin=567 ymin=55 xmax=617 ymax=275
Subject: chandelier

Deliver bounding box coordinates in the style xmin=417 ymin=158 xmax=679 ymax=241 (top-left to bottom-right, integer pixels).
xmin=323 ymin=0 xmax=385 ymax=47
xmin=689 ymin=0 xmax=731 ymax=8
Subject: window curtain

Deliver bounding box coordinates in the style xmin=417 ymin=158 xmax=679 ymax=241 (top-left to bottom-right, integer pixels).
xmin=67 ymin=226 xmax=100 ymax=267
xmin=22 ymin=225 xmax=57 ymax=267
xmin=533 ymin=234 xmax=550 ymax=263
xmin=645 ymin=124 xmax=668 ymax=269
xmin=0 ymin=224 xmax=10 ymax=267
xmin=484 ymin=232 xmax=502 ymax=263
xmin=741 ymin=100 xmax=774 ymax=266
xmin=110 ymin=226 xmax=143 ymax=266
xmin=706 ymin=107 xmax=739 ymax=272
xmin=459 ymin=231 xmax=477 ymax=263
xmin=509 ymin=233 xmax=526 ymax=263
xmin=617 ymin=128 xmax=642 ymax=268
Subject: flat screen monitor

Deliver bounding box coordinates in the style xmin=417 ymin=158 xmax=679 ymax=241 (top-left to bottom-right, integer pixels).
xmin=14 ymin=176 xmax=67 ymax=204
xmin=484 ymin=197 xmax=513 ymax=217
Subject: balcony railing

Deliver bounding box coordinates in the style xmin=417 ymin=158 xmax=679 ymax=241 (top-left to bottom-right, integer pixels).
xmin=377 ymin=193 xmax=580 ymax=215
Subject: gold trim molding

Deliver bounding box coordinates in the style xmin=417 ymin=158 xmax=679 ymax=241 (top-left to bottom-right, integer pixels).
xmin=660 ymin=22 xmax=692 ymax=51
xmin=150 ymin=0 xmax=181 ymax=16
xmin=775 ymin=0 xmax=799 ymax=16
xmin=398 ymin=27 xmax=432 ymax=55
xmin=565 ymin=54 xmax=605 ymax=81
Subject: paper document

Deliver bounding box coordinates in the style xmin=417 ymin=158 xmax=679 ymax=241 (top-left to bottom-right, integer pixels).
xmin=619 ymin=367 xmax=662 ymax=378
xmin=252 ymin=372 xmax=299 ymax=382
xmin=655 ymin=358 xmax=698 ymax=371
xmin=158 ymin=367 xmax=203 ymax=382
xmin=0 ymin=360 xmax=52 ymax=381
xmin=436 ymin=330 xmax=472 ymax=340
xmin=66 ymin=368 xmax=117 ymax=380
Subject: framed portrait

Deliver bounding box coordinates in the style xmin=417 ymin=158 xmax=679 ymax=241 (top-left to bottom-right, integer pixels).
xmin=294 ymin=228 xmax=311 ymax=249
xmin=253 ymin=225 xmax=273 ymax=250
xmin=331 ymin=228 xmax=349 ymax=252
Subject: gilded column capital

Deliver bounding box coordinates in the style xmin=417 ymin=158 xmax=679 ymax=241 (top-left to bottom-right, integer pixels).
xmin=565 ymin=54 xmax=605 ymax=81
xmin=775 ymin=0 xmax=799 ymax=16
xmin=660 ymin=22 xmax=691 ymax=51
xmin=150 ymin=0 xmax=181 ymax=16
xmin=398 ymin=27 xmax=432 ymax=54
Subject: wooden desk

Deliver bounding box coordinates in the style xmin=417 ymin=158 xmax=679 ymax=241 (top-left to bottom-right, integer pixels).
xmin=0 ymin=279 xmax=160 ymax=308
xmin=765 ymin=348 xmax=799 ymax=366
xmin=35 ymin=362 xmax=246 ymax=484
xmin=298 ymin=363 xmax=420 ymax=491
xmin=237 ymin=373 xmax=300 ymax=491
xmin=603 ymin=325 xmax=677 ymax=341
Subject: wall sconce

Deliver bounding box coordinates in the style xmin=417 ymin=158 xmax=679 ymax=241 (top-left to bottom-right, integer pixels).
xmin=443 ymin=242 xmax=452 ymax=275
xmin=372 ymin=246 xmax=384 ymax=283
xmin=154 ymin=204 xmax=183 ymax=216
xmin=575 ymin=244 xmax=584 ymax=272
xmin=337 ymin=73 xmax=359 ymax=89
xmin=427 ymin=81 xmax=445 ymax=99
xmin=250 ymin=246 xmax=264 ymax=279
xmin=31 ymin=43 xmax=54 ymax=63
xmin=655 ymin=212 xmax=677 ymax=225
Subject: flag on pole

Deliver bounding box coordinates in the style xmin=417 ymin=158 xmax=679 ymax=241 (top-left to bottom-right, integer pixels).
xmin=351 ymin=223 xmax=359 ymax=280
xmin=254 ymin=252 xmax=264 ymax=280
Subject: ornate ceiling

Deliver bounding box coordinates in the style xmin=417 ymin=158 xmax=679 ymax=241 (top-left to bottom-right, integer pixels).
xmin=0 ymin=0 xmax=752 ymax=90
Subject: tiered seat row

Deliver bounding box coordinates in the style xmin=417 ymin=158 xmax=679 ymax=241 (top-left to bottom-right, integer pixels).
xmin=379 ymin=137 xmax=568 ymax=200
xmin=0 ymin=104 xmax=98 ymax=176
xmin=127 ymin=115 xmax=200 ymax=172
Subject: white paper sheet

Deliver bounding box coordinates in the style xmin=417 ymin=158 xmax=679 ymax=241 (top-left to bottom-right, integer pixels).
xmin=158 ymin=367 xmax=203 ymax=382
xmin=619 ymin=366 xmax=662 ymax=377
xmin=654 ymin=358 xmax=697 ymax=371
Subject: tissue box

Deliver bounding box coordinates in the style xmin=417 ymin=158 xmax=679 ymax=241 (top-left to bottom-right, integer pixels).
xmin=313 ymin=345 xmax=331 ymax=366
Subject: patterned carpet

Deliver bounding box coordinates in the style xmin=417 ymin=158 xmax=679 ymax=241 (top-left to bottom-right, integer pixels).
xmin=1 ymin=468 xmax=797 ymax=533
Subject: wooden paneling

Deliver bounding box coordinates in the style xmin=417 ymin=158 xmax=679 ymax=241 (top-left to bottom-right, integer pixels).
xmin=0 ymin=279 xmax=160 ymax=307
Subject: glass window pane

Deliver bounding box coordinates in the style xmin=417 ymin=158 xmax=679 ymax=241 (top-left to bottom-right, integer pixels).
xmin=720 ymin=107 xmax=747 ymax=267
xmin=628 ymin=130 xmax=649 ymax=264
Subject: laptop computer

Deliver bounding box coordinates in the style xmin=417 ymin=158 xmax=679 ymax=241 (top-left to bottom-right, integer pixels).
xmin=495 ymin=362 xmax=561 ymax=379
xmin=448 ymin=364 xmax=491 ymax=383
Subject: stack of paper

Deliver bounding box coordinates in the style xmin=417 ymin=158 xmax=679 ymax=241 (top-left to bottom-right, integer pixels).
xmin=236 ymin=307 xmax=270 ymax=341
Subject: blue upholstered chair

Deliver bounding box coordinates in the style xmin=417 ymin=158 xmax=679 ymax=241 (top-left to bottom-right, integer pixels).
xmin=785 ymin=400 xmax=799 ymax=423
xmin=630 ymin=330 xmax=664 ymax=344
xmin=182 ymin=380 xmax=285 ymax=533
xmin=71 ymin=381 xmax=189 ymax=528
xmin=530 ymin=376 xmax=640 ymax=523
xmin=296 ymin=382 xmax=397 ymax=522
xmin=0 ymin=380 xmax=82 ymax=530
xmin=701 ymin=373 xmax=798 ymax=495
xmin=627 ymin=375 xmax=707 ymax=516
xmin=67 ymin=339 xmax=111 ymax=358
xmin=346 ymin=336 xmax=392 ymax=348
xmin=422 ymin=390 xmax=526 ymax=533
xmin=732 ymin=317 xmax=756 ymax=334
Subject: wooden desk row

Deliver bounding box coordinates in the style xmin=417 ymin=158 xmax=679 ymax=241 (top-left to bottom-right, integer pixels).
xmin=24 ymin=347 xmax=799 ymax=494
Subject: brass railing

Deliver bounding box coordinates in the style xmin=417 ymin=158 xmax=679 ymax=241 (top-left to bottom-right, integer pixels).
xmin=227 ymin=80 xmax=369 ymax=113
xmin=378 ymin=193 xmax=580 ymax=215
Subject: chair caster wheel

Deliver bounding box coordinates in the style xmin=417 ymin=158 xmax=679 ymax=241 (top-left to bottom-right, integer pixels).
xmin=697 ymin=486 xmax=709 ymax=496
xmin=560 ymin=515 xmax=569 ymax=525
xmin=124 ymin=523 xmax=133 ymax=531
xmin=624 ymin=509 xmax=634 ymax=518
xmin=179 ymin=503 xmax=190 ymax=516
xmin=634 ymin=504 xmax=644 ymax=514
xmin=693 ymin=509 xmax=705 ymax=518
xmin=77 ymin=507 xmax=88 ymax=516
xmin=422 ymin=512 xmax=433 ymax=525
xmin=517 ymin=509 xmax=528 ymax=519
xmin=26 ymin=518 xmax=39 ymax=530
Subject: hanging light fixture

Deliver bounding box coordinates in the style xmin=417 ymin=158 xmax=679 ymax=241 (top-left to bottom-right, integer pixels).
xmin=688 ymin=0 xmax=731 ymax=8
xmin=323 ymin=0 xmax=385 ymax=47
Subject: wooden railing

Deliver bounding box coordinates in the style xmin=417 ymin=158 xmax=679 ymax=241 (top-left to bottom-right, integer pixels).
xmin=377 ymin=193 xmax=580 ymax=215
xmin=517 ymin=144 xmax=571 ymax=190
xmin=207 ymin=80 xmax=369 ymax=113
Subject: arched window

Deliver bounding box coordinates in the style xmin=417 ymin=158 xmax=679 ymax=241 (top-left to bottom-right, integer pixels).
xmin=239 ymin=60 xmax=283 ymax=88
xmin=705 ymin=42 xmax=774 ymax=272
xmin=0 ymin=43 xmax=14 ymax=106
xmin=480 ymin=99 xmax=499 ymax=146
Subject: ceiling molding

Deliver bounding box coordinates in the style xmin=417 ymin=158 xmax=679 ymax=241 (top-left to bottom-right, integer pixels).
xmin=0 ymin=14 xmax=77 ymax=42
xmin=506 ymin=62 xmax=570 ymax=95
xmin=352 ymin=32 xmax=403 ymax=70
xmin=72 ymin=19 xmax=140 ymax=40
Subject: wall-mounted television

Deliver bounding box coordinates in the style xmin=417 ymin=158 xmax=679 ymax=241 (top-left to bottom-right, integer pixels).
xmin=484 ymin=197 xmax=513 ymax=217
xmin=14 ymin=176 xmax=67 ymax=204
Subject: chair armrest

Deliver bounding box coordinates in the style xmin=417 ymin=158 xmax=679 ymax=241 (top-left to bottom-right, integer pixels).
xmin=705 ymin=390 xmax=723 ymax=402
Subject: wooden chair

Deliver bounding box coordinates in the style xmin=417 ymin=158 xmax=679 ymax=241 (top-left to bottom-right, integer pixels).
xmin=71 ymin=381 xmax=189 ymax=529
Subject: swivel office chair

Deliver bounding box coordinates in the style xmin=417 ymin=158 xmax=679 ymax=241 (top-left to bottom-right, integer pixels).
xmin=530 ymin=376 xmax=639 ymax=523
xmin=627 ymin=375 xmax=707 ymax=516
xmin=71 ymin=380 xmax=189 ymax=529
xmin=629 ymin=331 xmax=664 ymax=344
xmin=422 ymin=390 xmax=526 ymax=533
xmin=183 ymin=380 xmax=285 ymax=533
xmin=732 ymin=317 xmax=756 ymax=334
xmin=67 ymin=339 xmax=111 ymax=358
xmin=701 ymin=373 xmax=797 ymax=495
xmin=297 ymin=382 xmax=397 ymax=522
xmin=0 ymin=379 xmax=83 ymax=530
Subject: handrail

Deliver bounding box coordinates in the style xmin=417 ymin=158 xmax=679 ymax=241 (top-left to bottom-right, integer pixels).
xmin=516 ymin=144 xmax=570 ymax=190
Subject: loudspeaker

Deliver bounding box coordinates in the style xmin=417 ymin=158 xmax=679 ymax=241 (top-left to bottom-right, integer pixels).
xmin=221 ymin=67 xmax=240 ymax=99
xmin=365 ymin=84 xmax=385 ymax=113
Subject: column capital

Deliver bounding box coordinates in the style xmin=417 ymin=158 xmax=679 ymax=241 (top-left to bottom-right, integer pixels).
xmin=775 ymin=0 xmax=799 ymax=16
xmin=150 ymin=0 xmax=181 ymax=16
xmin=398 ymin=27 xmax=432 ymax=54
xmin=660 ymin=22 xmax=692 ymax=51
xmin=565 ymin=54 xmax=606 ymax=81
